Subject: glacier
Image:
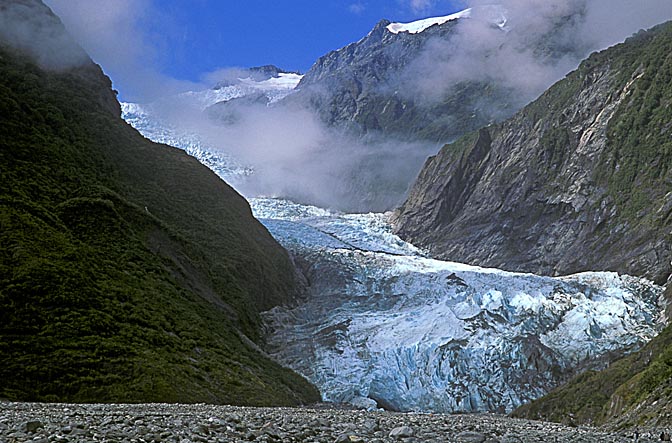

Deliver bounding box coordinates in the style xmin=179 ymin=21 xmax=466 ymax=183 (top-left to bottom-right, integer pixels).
xmin=122 ymin=77 xmax=666 ymax=414
xmin=253 ymin=198 xmax=664 ymax=413
xmin=120 ymin=72 xmax=302 ymax=185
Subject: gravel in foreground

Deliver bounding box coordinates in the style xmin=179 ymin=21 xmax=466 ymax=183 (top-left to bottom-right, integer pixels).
xmin=0 ymin=402 xmax=658 ymax=443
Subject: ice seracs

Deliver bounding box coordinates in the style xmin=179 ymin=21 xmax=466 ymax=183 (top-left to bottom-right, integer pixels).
xmin=254 ymin=198 xmax=665 ymax=413
xmin=386 ymin=9 xmax=472 ymax=34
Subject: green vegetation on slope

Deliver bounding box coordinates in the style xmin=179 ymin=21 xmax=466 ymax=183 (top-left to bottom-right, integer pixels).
xmin=0 ymin=41 xmax=319 ymax=404
xmin=508 ymin=24 xmax=672 ymax=426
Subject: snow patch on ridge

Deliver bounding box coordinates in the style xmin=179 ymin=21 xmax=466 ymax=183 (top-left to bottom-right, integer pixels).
xmin=180 ymin=72 xmax=303 ymax=110
xmin=386 ymin=5 xmax=509 ymax=35
xmin=386 ymin=9 xmax=471 ymax=34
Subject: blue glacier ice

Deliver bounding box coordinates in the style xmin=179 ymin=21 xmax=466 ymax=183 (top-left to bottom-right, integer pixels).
xmin=252 ymin=197 xmax=664 ymax=413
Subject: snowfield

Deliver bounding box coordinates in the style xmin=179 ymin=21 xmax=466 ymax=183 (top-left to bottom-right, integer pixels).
xmin=386 ymin=9 xmax=472 ymax=34
xmin=385 ymin=5 xmax=508 ymax=35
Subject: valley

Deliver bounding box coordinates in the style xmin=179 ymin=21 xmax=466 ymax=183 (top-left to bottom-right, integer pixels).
xmin=2 ymin=0 xmax=672 ymax=433
xmin=121 ymin=63 xmax=666 ymax=417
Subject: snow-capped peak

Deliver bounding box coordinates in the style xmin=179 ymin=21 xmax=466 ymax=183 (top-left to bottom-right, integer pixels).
xmin=386 ymin=8 xmax=471 ymax=34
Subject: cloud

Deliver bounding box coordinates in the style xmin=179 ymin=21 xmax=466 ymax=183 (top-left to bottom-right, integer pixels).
xmin=43 ymin=0 xmax=196 ymax=101
xmin=416 ymin=0 xmax=435 ymax=13
xmin=398 ymin=0 xmax=672 ymax=108
xmin=399 ymin=0 xmax=465 ymax=14
xmin=0 ymin=0 xmax=89 ymax=70
xmin=349 ymin=3 xmax=366 ymax=15
xmin=407 ymin=0 xmax=435 ymax=13
xmin=142 ymin=91 xmax=436 ymax=212
xmin=580 ymin=0 xmax=672 ymax=49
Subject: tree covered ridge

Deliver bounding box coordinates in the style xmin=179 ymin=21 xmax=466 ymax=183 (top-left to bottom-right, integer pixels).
xmin=0 ymin=41 xmax=319 ymax=404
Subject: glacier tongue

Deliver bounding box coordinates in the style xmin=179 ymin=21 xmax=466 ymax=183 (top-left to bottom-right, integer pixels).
xmin=120 ymin=72 xmax=303 ymax=186
xmin=253 ymin=198 xmax=664 ymax=413
xmin=121 ymin=88 xmax=665 ymax=414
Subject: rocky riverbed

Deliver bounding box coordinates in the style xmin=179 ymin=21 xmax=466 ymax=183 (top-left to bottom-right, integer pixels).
xmin=0 ymin=402 xmax=660 ymax=443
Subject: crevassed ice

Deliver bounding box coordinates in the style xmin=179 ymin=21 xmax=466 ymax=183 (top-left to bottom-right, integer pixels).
xmin=258 ymin=198 xmax=665 ymax=413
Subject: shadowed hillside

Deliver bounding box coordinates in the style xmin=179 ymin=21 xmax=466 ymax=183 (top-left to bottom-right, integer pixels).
xmin=0 ymin=0 xmax=318 ymax=405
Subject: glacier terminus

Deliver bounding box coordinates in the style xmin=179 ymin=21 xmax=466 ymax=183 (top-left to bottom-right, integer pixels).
xmin=121 ymin=69 xmax=666 ymax=414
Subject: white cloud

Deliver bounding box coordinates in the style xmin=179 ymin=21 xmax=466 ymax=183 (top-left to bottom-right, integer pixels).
xmin=399 ymin=0 xmax=672 ymax=107
xmin=349 ymin=3 xmax=366 ymax=14
xmin=408 ymin=0 xmax=434 ymax=13
xmin=0 ymin=1 xmax=89 ymax=70
xmin=43 ymin=0 xmax=195 ymax=101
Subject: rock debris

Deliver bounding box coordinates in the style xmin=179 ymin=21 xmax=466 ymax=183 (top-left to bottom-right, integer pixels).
xmin=0 ymin=402 xmax=663 ymax=443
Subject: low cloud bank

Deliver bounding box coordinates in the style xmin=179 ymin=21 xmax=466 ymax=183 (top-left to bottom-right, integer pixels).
xmin=0 ymin=0 xmax=89 ymax=70
xmin=400 ymin=0 xmax=672 ymax=106
xmin=144 ymin=92 xmax=437 ymax=212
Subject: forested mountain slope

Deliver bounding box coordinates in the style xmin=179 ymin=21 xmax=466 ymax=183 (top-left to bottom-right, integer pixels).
xmin=0 ymin=0 xmax=318 ymax=405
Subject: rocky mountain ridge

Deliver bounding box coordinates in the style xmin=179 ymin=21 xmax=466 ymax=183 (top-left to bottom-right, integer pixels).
xmin=393 ymin=22 xmax=672 ymax=285
xmin=287 ymin=11 xmax=513 ymax=142
xmin=286 ymin=5 xmax=594 ymax=144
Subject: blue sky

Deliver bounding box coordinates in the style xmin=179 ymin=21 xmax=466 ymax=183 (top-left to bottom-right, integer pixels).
xmin=45 ymin=0 xmax=464 ymax=99
xmin=46 ymin=0 xmax=672 ymax=102
xmin=149 ymin=1 xmax=464 ymax=78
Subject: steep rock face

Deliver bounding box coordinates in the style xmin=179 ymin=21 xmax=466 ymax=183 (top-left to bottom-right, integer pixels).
xmin=287 ymin=15 xmax=515 ymax=142
xmin=394 ymin=22 xmax=672 ymax=285
xmin=0 ymin=0 xmax=318 ymax=405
